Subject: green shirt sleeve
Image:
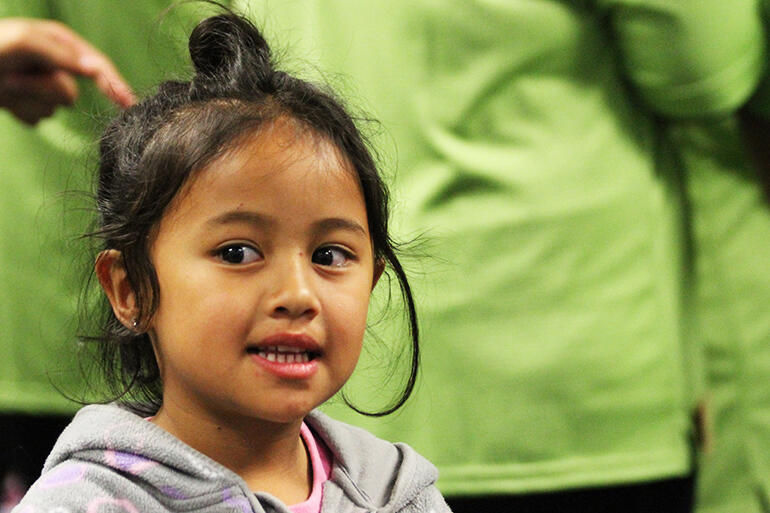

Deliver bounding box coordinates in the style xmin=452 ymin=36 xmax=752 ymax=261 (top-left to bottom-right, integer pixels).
xmin=599 ymin=0 xmax=766 ymax=117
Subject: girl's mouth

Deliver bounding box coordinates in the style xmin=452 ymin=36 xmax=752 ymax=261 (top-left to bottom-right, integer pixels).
xmin=247 ymin=345 xmax=319 ymax=363
xmin=246 ymin=334 xmax=322 ymax=379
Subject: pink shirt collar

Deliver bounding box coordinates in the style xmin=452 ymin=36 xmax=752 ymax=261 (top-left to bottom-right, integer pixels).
xmin=289 ymin=421 xmax=333 ymax=513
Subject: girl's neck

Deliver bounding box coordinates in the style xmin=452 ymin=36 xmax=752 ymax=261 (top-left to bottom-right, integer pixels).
xmin=151 ymin=404 xmax=311 ymax=505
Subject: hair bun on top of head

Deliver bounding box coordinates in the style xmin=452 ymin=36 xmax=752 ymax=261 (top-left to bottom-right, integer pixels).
xmin=188 ymin=13 xmax=274 ymax=96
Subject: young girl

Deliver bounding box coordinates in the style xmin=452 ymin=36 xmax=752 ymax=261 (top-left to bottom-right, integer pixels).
xmin=13 ymin=12 xmax=449 ymax=513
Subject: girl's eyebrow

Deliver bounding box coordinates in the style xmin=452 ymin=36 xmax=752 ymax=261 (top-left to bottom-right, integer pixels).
xmin=206 ymin=211 xmax=274 ymax=228
xmin=206 ymin=211 xmax=367 ymax=236
xmin=311 ymin=217 xmax=368 ymax=237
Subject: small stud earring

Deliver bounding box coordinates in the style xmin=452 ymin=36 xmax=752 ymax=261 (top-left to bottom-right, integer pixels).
xmin=131 ymin=318 xmax=139 ymax=329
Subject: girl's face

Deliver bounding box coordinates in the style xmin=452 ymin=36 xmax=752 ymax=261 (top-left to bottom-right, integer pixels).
xmin=146 ymin=119 xmax=379 ymax=426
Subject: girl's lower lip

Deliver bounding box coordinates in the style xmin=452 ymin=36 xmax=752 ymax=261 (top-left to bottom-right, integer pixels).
xmin=249 ymin=353 xmax=319 ymax=379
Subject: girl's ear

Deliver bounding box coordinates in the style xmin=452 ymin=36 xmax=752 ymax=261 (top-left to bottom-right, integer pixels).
xmin=95 ymin=249 xmax=138 ymax=329
xmin=372 ymin=258 xmax=385 ymax=290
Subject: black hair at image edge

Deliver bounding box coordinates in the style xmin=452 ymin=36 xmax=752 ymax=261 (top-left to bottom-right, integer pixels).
xmin=79 ymin=6 xmax=419 ymax=417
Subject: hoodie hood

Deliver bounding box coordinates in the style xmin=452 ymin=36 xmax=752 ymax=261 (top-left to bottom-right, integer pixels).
xmin=306 ymin=412 xmax=441 ymax=512
xmin=21 ymin=404 xmax=446 ymax=513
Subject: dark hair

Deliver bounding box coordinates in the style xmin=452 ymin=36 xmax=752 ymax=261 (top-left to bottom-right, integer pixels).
xmin=87 ymin=11 xmax=418 ymax=416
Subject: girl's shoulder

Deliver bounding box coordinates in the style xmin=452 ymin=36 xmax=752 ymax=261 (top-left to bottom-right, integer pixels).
xmin=305 ymin=411 xmax=451 ymax=513
xmin=13 ymin=404 xmax=262 ymax=513
xmin=13 ymin=459 xmax=149 ymax=513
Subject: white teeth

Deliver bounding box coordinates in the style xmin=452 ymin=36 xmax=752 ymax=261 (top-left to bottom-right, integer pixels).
xmin=253 ymin=346 xmax=314 ymax=363
xmin=275 ymin=345 xmax=302 ymax=353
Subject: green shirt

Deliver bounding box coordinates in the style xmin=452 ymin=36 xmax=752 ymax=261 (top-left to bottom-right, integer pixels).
xmin=0 ymin=0 xmax=226 ymax=413
xmin=674 ymin=3 xmax=770 ymax=500
xmin=244 ymin=0 xmax=765 ymax=494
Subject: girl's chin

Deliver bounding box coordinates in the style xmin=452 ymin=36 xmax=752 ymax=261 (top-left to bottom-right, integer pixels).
xmin=247 ymin=399 xmax=324 ymax=425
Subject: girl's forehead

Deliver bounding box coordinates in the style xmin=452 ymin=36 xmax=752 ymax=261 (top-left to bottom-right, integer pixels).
xmin=172 ymin=119 xmax=357 ymax=199
xmin=165 ymin=120 xmax=367 ymax=224
xmin=206 ymin=120 xmax=355 ymax=186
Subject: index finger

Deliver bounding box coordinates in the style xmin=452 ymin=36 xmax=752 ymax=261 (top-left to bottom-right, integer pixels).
xmin=33 ymin=21 xmax=136 ymax=107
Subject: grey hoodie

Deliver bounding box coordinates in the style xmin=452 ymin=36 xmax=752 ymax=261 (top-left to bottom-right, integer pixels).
xmin=13 ymin=404 xmax=450 ymax=513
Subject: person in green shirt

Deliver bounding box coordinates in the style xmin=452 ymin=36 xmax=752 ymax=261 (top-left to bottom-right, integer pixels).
xmin=0 ymin=0 xmax=219 ymax=500
xmin=671 ymin=113 xmax=770 ymax=513
xmin=0 ymin=4 xmax=242 ymax=506
xmin=0 ymin=15 xmax=133 ymax=502
xmin=664 ymin=3 xmax=770 ymax=510
xmin=671 ymin=61 xmax=770 ymax=513
xmin=241 ymin=1 xmax=767 ymax=511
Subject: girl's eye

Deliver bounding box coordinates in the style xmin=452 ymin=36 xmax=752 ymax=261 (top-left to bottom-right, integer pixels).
xmin=217 ymin=244 xmax=261 ymax=265
xmin=312 ymin=246 xmax=352 ymax=267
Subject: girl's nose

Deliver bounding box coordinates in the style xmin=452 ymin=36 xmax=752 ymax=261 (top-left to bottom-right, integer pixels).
xmin=267 ymin=256 xmax=320 ymax=320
